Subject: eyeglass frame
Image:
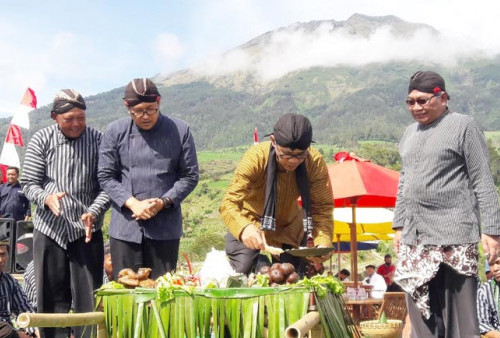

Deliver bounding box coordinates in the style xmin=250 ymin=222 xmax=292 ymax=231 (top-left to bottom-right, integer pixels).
xmin=128 ymin=107 xmax=159 ymax=117
xmin=273 ymin=143 xmax=309 ymax=160
xmin=405 ymin=92 xmax=442 ymax=107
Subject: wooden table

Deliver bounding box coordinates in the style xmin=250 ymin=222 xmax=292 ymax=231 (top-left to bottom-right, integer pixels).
xmin=346 ymin=298 xmax=383 ymax=324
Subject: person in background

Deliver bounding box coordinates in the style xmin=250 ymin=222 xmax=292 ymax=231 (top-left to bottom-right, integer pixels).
xmin=393 ymin=71 xmax=500 ymax=337
xmin=0 ymin=167 xmax=31 ymax=221
xmin=335 ymin=268 xmax=351 ymax=281
xmin=477 ymin=256 xmax=500 ymax=337
xmin=377 ymin=254 xmax=401 ymax=291
xmin=363 ymin=264 xmax=386 ymax=299
xmin=98 ymin=78 xmax=199 ymax=279
xmin=21 ymin=89 xmax=110 ymax=338
xmin=0 ymin=238 xmax=34 ymax=337
xmin=220 ymin=113 xmax=334 ymax=276
xmin=486 ymin=261 xmax=494 ymax=281
xmin=103 ymin=240 xmax=113 ymax=284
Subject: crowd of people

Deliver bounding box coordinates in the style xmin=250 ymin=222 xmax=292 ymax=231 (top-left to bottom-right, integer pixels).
xmin=0 ymin=70 xmax=499 ymax=338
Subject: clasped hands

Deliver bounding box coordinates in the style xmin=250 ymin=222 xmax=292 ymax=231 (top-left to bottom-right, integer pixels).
xmin=125 ymin=197 xmax=165 ymax=221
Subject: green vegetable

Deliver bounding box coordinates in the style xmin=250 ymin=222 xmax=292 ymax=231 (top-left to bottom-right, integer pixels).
xmin=379 ymin=311 xmax=387 ymax=324
xmin=295 ymin=275 xmax=345 ymax=297
xmin=99 ymin=281 xmax=125 ymax=290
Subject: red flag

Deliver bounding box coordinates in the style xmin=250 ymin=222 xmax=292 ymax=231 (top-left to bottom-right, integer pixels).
xmin=5 ymin=125 xmax=24 ymax=147
xmin=20 ymin=88 xmax=37 ymax=108
xmin=0 ymin=87 xmax=36 ymax=182
xmin=253 ymin=127 xmax=259 ymax=145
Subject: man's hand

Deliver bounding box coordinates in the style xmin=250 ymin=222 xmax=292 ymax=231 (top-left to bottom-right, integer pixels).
xmin=81 ymin=213 xmax=95 ymax=243
xmin=393 ymin=229 xmax=402 ymax=256
xmin=482 ymin=234 xmax=500 ymax=263
xmin=44 ymin=192 xmax=66 ymax=216
xmin=148 ymin=198 xmax=165 ymax=214
xmin=240 ymin=224 xmax=265 ymax=250
xmin=125 ymin=197 xmax=160 ymax=221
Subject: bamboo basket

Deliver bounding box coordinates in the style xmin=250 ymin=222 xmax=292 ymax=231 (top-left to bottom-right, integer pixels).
xmin=359 ymin=319 xmax=403 ymax=338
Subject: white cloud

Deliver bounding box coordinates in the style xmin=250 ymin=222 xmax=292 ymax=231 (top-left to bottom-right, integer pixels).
xmin=2 ymin=0 xmax=500 ymax=117
xmin=194 ymin=21 xmax=493 ymax=81
xmin=153 ymin=33 xmax=186 ymax=74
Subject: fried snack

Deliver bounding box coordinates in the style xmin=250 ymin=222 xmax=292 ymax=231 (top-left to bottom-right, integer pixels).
xmin=118 ymin=268 xmax=137 ymax=278
xmin=118 ymin=275 xmax=140 ymax=287
xmin=139 ymin=279 xmax=157 ymax=288
xmin=117 ymin=267 xmax=153 ymax=288
xmin=136 ymin=267 xmax=152 ymax=280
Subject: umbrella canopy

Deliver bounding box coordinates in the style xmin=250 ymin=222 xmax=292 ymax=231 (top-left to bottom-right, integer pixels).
xmin=329 ymin=152 xmax=400 ymax=286
xmin=334 ymin=233 xmax=394 ymax=242
xmin=329 ymin=152 xmax=399 ymax=208
xmin=334 ymin=207 xmax=395 ymax=236
xmin=332 ymin=241 xmax=379 ymax=253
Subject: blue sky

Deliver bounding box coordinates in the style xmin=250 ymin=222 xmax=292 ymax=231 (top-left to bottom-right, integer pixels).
xmin=1 ymin=0 xmax=499 ymax=116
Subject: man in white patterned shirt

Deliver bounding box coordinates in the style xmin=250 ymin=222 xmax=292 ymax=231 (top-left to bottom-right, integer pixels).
xmin=393 ymin=71 xmax=500 ymax=337
xmin=21 ymin=89 xmax=110 ymax=338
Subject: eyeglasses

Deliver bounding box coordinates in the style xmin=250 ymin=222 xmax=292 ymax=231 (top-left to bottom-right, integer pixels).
xmin=129 ymin=108 xmax=158 ymax=117
xmin=274 ymin=144 xmax=309 ymax=160
xmin=406 ymin=93 xmax=441 ymax=107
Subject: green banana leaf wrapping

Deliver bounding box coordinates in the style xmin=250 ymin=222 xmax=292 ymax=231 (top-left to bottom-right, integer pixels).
xmin=96 ymin=278 xmax=352 ymax=338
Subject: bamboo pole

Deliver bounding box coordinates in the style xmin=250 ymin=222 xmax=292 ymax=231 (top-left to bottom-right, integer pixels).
xmin=285 ymin=311 xmax=320 ymax=338
xmin=350 ymin=200 xmax=359 ymax=288
xmin=17 ymin=312 xmax=107 ymax=338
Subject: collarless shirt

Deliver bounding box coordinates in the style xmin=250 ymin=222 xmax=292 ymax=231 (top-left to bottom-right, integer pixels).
xmin=0 ymin=182 xmax=30 ymax=221
xmin=20 ymin=125 xmax=110 ymax=249
xmin=0 ymin=272 xmax=33 ymax=326
xmin=477 ymin=280 xmax=500 ymax=335
xmin=98 ymin=114 xmax=199 ymax=244
xmin=393 ymin=111 xmax=500 ymax=245
xmin=219 ymin=141 xmax=333 ymax=248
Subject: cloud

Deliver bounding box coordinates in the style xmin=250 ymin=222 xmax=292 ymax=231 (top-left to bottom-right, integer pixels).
xmin=153 ymin=33 xmax=186 ymax=74
xmin=194 ymin=21 xmax=497 ymax=81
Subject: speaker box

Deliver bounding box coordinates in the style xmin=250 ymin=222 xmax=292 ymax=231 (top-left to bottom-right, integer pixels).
xmin=13 ymin=221 xmax=34 ymax=273
xmin=0 ymin=218 xmax=15 ymax=273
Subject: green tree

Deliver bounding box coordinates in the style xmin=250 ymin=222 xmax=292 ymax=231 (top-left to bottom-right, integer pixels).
xmin=487 ymin=139 xmax=500 ymax=186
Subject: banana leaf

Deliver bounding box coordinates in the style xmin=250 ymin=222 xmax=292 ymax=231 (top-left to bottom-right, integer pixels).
xmin=314 ymin=291 xmax=362 ymax=338
xmin=98 ymin=286 xmax=314 ymax=337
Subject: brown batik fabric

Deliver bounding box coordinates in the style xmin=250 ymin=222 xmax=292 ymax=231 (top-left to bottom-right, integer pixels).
xmin=394 ymin=242 xmax=478 ymax=318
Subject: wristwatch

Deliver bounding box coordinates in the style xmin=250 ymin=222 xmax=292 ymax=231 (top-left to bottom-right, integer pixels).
xmin=161 ymin=196 xmax=173 ymax=209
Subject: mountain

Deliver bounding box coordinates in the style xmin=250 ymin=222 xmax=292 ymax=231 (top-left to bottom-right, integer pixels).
xmin=4 ymin=14 xmax=500 ymax=154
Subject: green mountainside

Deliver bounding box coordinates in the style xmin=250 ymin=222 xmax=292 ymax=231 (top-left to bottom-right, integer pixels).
xmin=6 ymin=58 xmax=500 ymax=154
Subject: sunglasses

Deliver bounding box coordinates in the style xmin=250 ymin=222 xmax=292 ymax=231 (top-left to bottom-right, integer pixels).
xmin=406 ymin=93 xmax=442 ymax=107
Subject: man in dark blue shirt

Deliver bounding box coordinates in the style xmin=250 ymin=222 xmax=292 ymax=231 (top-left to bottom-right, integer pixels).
xmin=98 ymin=78 xmax=199 ymax=279
xmin=0 ymin=167 xmax=30 ymax=221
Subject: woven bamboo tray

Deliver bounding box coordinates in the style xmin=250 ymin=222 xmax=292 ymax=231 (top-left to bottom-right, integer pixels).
xmin=360 ymin=319 xmax=403 ymax=338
